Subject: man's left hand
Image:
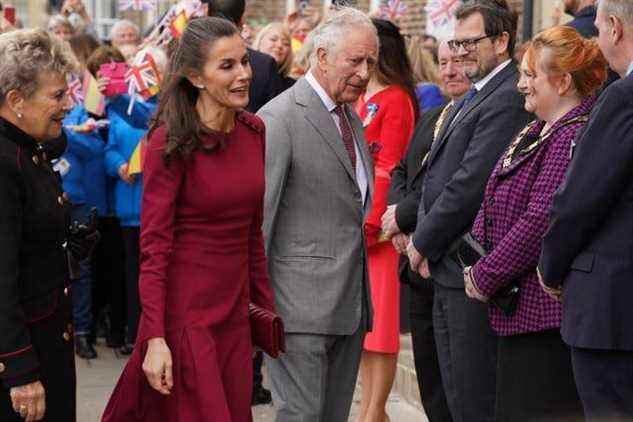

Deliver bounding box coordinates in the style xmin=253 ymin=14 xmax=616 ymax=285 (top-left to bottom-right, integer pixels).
xmin=406 ymin=238 xmax=422 ymax=271
xmin=381 ymin=204 xmax=400 ymax=238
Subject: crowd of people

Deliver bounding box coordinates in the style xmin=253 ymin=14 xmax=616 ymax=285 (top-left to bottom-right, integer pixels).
xmin=0 ymin=0 xmax=632 ymax=421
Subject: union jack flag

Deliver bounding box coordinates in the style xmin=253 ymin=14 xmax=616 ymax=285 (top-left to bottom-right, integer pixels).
xmin=379 ymin=0 xmax=407 ymax=21
xmin=425 ymin=0 xmax=461 ymax=26
xmin=119 ymin=0 xmax=157 ymax=12
xmin=126 ymin=52 xmax=161 ymax=100
xmin=67 ymin=73 xmax=84 ymax=106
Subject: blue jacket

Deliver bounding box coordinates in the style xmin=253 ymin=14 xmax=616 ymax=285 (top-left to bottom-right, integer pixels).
xmin=415 ymin=83 xmax=445 ymax=114
xmin=104 ymin=96 xmax=156 ymax=227
xmin=60 ymin=106 xmax=107 ymax=214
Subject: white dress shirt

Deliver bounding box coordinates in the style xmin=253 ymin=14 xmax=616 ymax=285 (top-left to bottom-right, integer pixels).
xmin=474 ymin=59 xmax=512 ymax=92
xmin=305 ymin=70 xmax=369 ymax=206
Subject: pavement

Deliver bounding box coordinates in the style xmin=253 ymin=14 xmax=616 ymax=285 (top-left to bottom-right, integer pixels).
xmin=77 ymin=341 xmax=427 ymax=422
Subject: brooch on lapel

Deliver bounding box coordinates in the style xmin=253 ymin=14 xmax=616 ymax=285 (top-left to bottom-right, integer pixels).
xmin=362 ymin=103 xmax=380 ymax=127
xmin=368 ymin=141 xmax=383 ymax=155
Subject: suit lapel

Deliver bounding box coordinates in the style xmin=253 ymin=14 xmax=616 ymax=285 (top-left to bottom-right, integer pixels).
xmin=428 ymin=63 xmax=518 ymax=166
xmin=295 ymin=78 xmax=357 ymax=182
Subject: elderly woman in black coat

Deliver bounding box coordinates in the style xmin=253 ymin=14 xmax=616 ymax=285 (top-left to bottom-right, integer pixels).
xmin=0 ymin=28 xmax=96 ymax=422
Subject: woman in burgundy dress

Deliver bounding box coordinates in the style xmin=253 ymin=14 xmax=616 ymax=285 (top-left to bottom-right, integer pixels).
xmin=102 ymin=17 xmax=275 ymax=422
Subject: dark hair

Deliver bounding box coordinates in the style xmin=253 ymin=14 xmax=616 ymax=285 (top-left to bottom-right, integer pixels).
xmin=86 ymin=45 xmax=125 ymax=77
xmin=455 ymin=0 xmax=518 ymax=57
xmin=69 ymin=33 xmax=100 ymax=68
xmin=371 ymin=19 xmax=420 ymax=121
xmin=149 ymin=17 xmax=240 ymax=163
xmin=207 ymin=0 xmax=245 ymax=25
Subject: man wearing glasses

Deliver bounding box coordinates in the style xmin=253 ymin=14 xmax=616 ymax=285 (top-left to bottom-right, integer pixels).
xmin=406 ymin=1 xmax=531 ymax=421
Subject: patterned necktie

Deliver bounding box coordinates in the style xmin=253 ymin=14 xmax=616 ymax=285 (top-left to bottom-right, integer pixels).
xmin=334 ymin=105 xmax=357 ymax=171
xmin=448 ymin=87 xmax=478 ymax=128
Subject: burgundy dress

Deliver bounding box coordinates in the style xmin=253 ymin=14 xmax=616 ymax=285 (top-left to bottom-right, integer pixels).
xmin=102 ymin=111 xmax=275 ymax=422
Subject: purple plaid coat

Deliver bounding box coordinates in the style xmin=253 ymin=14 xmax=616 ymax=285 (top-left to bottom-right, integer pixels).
xmin=471 ymin=97 xmax=596 ymax=336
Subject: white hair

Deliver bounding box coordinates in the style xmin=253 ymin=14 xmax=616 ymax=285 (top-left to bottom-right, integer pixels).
xmin=47 ymin=14 xmax=73 ymax=32
xmin=109 ymin=19 xmax=140 ymax=40
xmin=308 ymin=7 xmax=378 ymax=67
xmin=600 ymin=0 xmax=633 ymax=26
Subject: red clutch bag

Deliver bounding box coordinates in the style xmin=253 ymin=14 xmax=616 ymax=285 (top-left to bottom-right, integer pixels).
xmin=249 ymin=303 xmax=285 ymax=358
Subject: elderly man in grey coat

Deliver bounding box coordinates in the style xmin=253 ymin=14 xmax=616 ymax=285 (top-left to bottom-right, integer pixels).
xmin=258 ymin=7 xmax=377 ymax=422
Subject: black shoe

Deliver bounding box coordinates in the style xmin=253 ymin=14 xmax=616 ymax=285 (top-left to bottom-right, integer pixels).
xmin=118 ymin=343 xmax=134 ymax=355
xmin=75 ymin=335 xmax=98 ymax=359
xmin=251 ymin=385 xmax=272 ymax=406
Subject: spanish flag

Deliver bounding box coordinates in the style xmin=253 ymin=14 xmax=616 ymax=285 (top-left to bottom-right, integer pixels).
xmin=170 ymin=10 xmax=188 ymax=39
xmin=82 ymin=70 xmax=105 ymax=116
xmin=127 ymin=137 xmax=146 ymax=176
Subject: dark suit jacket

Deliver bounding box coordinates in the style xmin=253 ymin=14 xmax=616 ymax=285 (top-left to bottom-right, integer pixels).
xmin=567 ymin=6 xmax=598 ymax=38
xmin=539 ymin=73 xmax=633 ymax=351
xmin=389 ymin=105 xmax=446 ymax=286
xmin=247 ymin=48 xmax=285 ymax=113
xmin=412 ymin=63 xmax=533 ymax=288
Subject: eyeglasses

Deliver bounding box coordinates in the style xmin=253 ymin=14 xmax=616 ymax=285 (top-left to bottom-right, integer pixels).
xmin=448 ymin=34 xmax=497 ymax=52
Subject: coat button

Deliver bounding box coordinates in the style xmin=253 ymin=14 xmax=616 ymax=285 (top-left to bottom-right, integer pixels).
xmin=64 ymin=287 xmax=69 ymax=296
xmin=0 ymin=363 xmax=5 ymax=373
xmin=32 ymin=155 xmax=39 ymax=165
xmin=57 ymin=196 xmax=64 ymax=206
xmin=62 ymin=332 xmax=71 ymax=342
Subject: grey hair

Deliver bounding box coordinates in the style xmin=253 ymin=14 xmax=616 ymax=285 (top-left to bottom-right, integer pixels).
xmin=0 ymin=29 xmax=77 ymax=106
xmin=599 ymin=0 xmax=633 ymax=26
xmin=109 ymin=19 xmax=140 ymax=40
xmin=47 ymin=14 xmax=73 ymax=32
xmin=137 ymin=45 xmax=168 ymax=75
xmin=309 ymin=7 xmax=378 ymax=67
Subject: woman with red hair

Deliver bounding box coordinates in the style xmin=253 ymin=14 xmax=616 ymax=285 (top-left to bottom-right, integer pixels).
xmin=463 ymin=25 xmax=607 ymax=421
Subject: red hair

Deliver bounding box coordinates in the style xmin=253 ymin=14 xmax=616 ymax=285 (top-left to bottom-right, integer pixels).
xmin=526 ymin=25 xmax=607 ymax=97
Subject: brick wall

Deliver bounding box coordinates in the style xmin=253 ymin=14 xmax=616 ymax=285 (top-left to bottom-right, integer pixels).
xmin=245 ymin=0 xmax=526 ymax=42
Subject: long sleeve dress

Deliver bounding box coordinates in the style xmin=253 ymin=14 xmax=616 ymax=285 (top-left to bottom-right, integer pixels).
xmin=356 ymin=85 xmax=415 ymax=353
xmin=102 ymin=111 xmax=275 ymax=422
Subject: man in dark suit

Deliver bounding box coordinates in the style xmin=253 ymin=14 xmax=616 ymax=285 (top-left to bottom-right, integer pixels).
xmin=206 ymin=0 xmax=285 ymax=405
xmin=564 ymin=0 xmax=598 ymax=38
xmin=539 ymin=1 xmax=633 ymax=420
xmin=383 ymin=41 xmax=470 ymax=422
xmin=405 ymin=1 xmax=532 ymax=420
xmin=207 ymin=0 xmax=285 ymax=113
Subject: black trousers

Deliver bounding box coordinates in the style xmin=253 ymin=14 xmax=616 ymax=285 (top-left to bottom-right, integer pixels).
xmin=92 ymin=216 xmax=126 ymax=343
xmin=571 ymin=347 xmax=633 ymax=421
xmin=433 ymin=284 xmax=497 ymax=422
xmin=122 ymin=227 xmax=141 ymax=344
xmin=409 ymin=280 xmax=453 ymax=422
xmin=496 ymin=329 xmax=583 ymax=421
xmin=0 ymin=293 xmax=76 ymax=422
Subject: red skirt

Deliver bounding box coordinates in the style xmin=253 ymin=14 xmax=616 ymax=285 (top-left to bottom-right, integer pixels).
xmin=102 ymin=323 xmax=253 ymax=422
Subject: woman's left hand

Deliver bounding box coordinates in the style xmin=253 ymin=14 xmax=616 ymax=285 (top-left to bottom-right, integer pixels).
xmin=537 ymin=268 xmax=562 ymax=302
xmin=464 ymin=266 xmax=488 ymax=303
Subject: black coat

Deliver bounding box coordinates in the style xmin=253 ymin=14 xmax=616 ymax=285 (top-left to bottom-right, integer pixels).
xmin=412 ymin=63 xmax=533 ymax=288
xmin=567 ymin=6 xmax=598 ymax=38
xmin=247 ymin=48 xmax=285 ymax=113
xmin=388 ymin=105 xmax=446 ymax=286
xmin=0 ymin=118 xmax=75 ymax=420
xmin=539 ymin=72 xmax=633 ymax=351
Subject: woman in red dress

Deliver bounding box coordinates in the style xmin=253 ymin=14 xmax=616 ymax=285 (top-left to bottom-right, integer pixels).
xmin=102 ymin=17 xmax=275 ymax=422
xmin=355 ymin=19 xmax=418 ymax=422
